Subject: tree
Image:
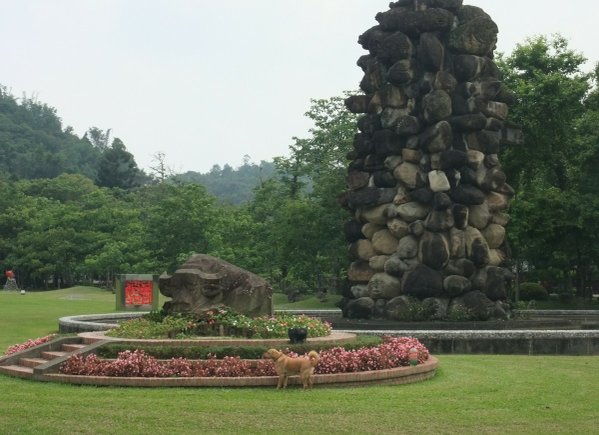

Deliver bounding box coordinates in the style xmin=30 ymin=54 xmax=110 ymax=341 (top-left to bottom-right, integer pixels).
xmin=138 ymin=182 xmax=218 ymax=272
xmin=245 ymin=95 xmax=358 ymax=292
xmin=498 ymin=35 xmax=590 ymax=191
xmin=0 ymin=86 xmax=101 ymax=181
xmin=83 ymin=127 xmax=111 ymax=151
xmin=96 ymin=138 xmax=148 ymax=189
xmin=149 ymin=151 xmax=173 ymax=182
xmin=498 ymin=35 xmax=598 ymax=296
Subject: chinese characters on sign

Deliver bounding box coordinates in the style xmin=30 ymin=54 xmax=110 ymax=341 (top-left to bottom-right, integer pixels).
xmin=124 ymin=280 xmax=153 ymax=306
xmin=116 ymin=274 xmax=158 ymax=311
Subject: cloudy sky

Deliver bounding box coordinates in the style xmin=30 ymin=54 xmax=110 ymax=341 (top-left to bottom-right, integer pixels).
xmin=1 ymin=0 xmax=598 ymax=174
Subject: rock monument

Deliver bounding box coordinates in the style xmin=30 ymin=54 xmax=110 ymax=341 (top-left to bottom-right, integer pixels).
xmin=339 ymin=0 xmax=523 ymax=321
xmin=159 ymin=254 xmax=273 ymax=317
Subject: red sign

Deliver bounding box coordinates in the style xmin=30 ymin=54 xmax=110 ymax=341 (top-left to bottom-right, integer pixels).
xmin=124 ymin=280 xmax=153 ymax=306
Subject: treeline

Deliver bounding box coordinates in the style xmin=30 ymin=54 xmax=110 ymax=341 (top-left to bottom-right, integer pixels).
xmin=175 ymin=160 xmax=277 ymax=205
xmin=0 ymin=88 xmax=354 ymax=292
xmin=2 ymin=35 xmax=599 ymax=298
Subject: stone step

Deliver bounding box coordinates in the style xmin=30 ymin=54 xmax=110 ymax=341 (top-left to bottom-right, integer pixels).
xmin=41 ymin=351 xmax=67 ymax=360
xmin=0 ymin=364 xmax=34 ymax=378
xmin=62 ymin=343 xmax=87 ymax=352
xmin=19 ymin=357 xmax=48 ymax=368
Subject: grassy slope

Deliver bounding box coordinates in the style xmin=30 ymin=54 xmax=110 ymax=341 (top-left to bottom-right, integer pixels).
xmin=1 ymin=288 xmax=598 ymax=434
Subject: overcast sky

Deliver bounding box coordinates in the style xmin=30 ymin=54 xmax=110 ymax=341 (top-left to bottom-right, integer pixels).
xmin=1 ymin=0 xmax=598 ymax=174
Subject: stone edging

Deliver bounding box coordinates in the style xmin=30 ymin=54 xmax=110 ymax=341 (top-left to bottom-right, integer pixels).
xmin=78 ymin=330 xmax=358 ymax=347
xmin=40 ymin=356 xmax=438 ymax=388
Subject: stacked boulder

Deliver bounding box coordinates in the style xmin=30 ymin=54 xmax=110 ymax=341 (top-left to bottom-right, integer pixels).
xmin=340 ymin=0 xmax=523 ymax=321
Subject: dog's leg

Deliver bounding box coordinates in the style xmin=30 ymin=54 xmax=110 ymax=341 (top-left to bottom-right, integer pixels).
xmin=277 ymin=375 xmax=285 ymax=389
xmin=282 ymin=374 xmax=289 ymax=388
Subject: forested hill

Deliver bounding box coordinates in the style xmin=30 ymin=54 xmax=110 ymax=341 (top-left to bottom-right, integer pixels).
xmin=174 ymin=161 xmax=276 ymax=204
xmin=0 ymin=85 xmax=150 ymax=189
xmin=0 ymin=86 xmax=101 ymax=180
xmin=0 ymin=84 xmax=274 ymax=201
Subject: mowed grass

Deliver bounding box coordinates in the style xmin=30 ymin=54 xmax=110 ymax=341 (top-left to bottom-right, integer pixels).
xmin=1 ymin=288 xmax=599 ymax=434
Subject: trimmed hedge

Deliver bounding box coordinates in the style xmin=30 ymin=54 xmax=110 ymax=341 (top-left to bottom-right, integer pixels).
xmin=97 ymin=335 xmax=383 ymax=360
xmin=518 ymin=282 xmax=549 ymax=301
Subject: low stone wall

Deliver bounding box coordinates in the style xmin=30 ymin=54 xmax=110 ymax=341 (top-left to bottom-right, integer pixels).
xmin=60 ymin=311 xmax=599 ymax=355
xmin=39 ymin=356 xmax=439 ymax=388
xmin=342 ymin=329 xmax=599 ymax=355
xmin=59 ymin=312 xmax=144 ymax=333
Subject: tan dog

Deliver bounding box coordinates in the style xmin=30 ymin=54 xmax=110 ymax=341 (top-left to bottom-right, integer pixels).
xmin=263 ymin=349 xmax=319 ymax=389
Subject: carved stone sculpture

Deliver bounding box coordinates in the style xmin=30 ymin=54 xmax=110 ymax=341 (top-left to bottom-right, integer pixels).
xmin=159 ymin=254 xmax=273 ymax=317
xmin=340 ymin=1 xmax=522 ymax=321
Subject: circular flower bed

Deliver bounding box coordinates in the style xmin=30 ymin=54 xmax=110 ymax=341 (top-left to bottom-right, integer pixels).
xmin=59 ymin=337 xmax=430 ymax=378
xmin=105 ymin=308 xmax=332 ymax=339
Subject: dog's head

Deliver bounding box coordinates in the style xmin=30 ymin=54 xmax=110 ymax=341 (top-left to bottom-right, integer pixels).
xmin=263 ymin=348 xmax=283 ymax=360
xmin=308 ymin=350 xmax=319 ymax=366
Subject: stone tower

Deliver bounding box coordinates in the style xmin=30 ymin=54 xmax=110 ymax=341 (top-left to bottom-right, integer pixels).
xmin=340 ymin=0 xmax=523 ymax=321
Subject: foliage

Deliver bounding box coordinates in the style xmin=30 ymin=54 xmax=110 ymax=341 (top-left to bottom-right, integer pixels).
xmin=135 ymin=182 xmax=218 ymax=273
xmin=59 ymin=337 xmax=429 ymax=377
xmin=446 ymin=305 xmax=475 ymax=322
xmin=95 ymin=137 xmax=149 ymax=189
xmin=498 ymin=35 xmax=599 ymax=298
xmin=97 ymin=335 xmax=384 ymax=360
xmin=3 ymin=334 xmax=56 ymax=356
xmin=517 ymin=282 xmax=549 ymax=301
xmin=105 ymin=308 xmax=332 ymax=340
xmin=241 ymin=95 xmax=357 ymax=292
xmin=174 ymin=159 xmax=276 ymax=205
xmin=0 ymin=86 xmax=101 ymax=181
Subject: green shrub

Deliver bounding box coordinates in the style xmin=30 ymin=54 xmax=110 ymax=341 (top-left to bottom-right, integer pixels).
xmin=97 ymin=335 xmax=384 ymax=359
xmin=105 ymin=309 xmax=332 ymax=340
xmin=517 ymin=282 xmax=549 ymax=301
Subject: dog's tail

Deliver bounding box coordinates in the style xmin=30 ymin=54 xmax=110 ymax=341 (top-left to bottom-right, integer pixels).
xmin=308 ymin=350 xmax=319 ymax=367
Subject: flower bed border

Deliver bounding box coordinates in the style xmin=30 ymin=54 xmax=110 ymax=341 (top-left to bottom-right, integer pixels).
xmin=78 ymin=330 xmax=358 ymax=347
xmin=42 ymin=356 xmax=438 ymax=388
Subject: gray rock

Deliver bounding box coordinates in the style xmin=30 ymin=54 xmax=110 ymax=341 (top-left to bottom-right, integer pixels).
xmin=419 ymin=231 xmax=450 ymax=270
xmin=397 ymin=235 xmax=419 ymax=259
xmin=350 ymin=284 xmax=369 ymax=299
xmin=369 ymin=255 xmax=390 ymax=272
xmin=428 ymin=170 xmax=451 ymax=192
xmin=423 ymin=90 xmax=453 ymax=123
xmin=347 ymin=297 xmax=375 ymax=319
xmin=409 ymin=219 xmax=425 ymax=236
xmin=160 ymin=254 xmax=273 ymax=317
xmin=394 ymin=162 xmax=426 ymax=189
xmin=422 ymin=297 xmax=449 ymax=320
xmin=443 ymin=275 xmax=472 ymax=296
xmin=368 ymin=272 xmax=403 ymax=299
xmin=445 ymin=258 xmax=476 ymax=278
xmin=449 ymin=184 xmax=485 ymax=205
xmin=349 ymin=239 xmax=376 ymax=261
xmin=468 ymin=202 xmax=491 ymax=229
xmin=420 ymin=121 xmax=452 ymax=153
xmin=424 ymin=208 xmax=454 ymax=232
xmin=385 ymin=295 xmax=418 ymax=321
xmin=387 ymin=218 xmax=410 ymax=238
xmin=403 ymin=263 xmax=443 ymax=298
xmin=372 ymin=229 xmax=399 ymax=255
xmin=396 ymin=201 xmax=430 ymax=222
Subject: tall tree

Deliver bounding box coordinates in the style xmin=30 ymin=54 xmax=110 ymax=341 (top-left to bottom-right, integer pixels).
xmin=96 ymin=138 xmax=148 ymax=189
xmin=498 ymin=35 xmax=597 ymax=295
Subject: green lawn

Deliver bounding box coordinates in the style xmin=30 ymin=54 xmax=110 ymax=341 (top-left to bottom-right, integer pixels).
xmin=273 ymin=292 xmax=343 ymax=309
xmin=1 ymin=288 xmax=598 ymax=434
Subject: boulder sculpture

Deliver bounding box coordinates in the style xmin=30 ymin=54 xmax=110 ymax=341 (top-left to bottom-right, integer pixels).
xmin=340 ymin=1 xmax=522 ymax=321
xmin=159 ymin=254 xmax=273 ymax=317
